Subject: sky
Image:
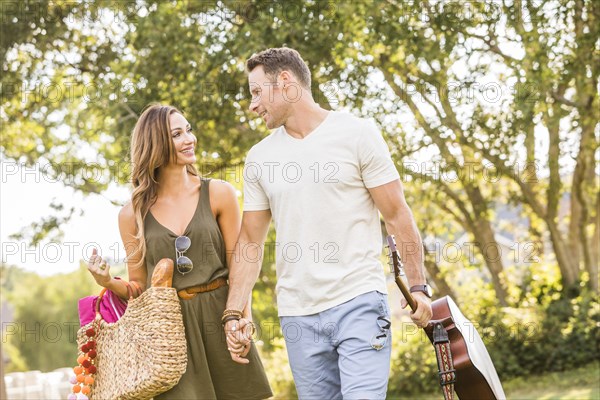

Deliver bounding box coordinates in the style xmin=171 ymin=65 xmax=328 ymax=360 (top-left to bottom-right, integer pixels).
xmin=1 ymin=159 xmax=130 ymax=276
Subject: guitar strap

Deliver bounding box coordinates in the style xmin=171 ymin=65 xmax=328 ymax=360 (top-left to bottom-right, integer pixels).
xmin=433 ymin=321 xmax=456 ymax=400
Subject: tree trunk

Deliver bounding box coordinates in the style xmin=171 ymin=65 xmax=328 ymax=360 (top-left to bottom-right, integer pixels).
xmin=463 ymin=181 xmax=509 ymax=306
xmin=572 ymin=0 xmax=598 ymax=292
xmin=568 ymin=188 xmax=582 ymax=271
xmin=578 ymin=126 xmax=598 ymax=293
xmin=590 ymin=194 xmax=599 ymax=292
xmin=473 ymin=223 xmax=509 ymax=306
xmin=423 ymin=244 xmax=456 ymax=299
xmin=547 ymin=221 xmax=580 ymax=290
xmin=568 ymin=107 xmax=597 ymax=292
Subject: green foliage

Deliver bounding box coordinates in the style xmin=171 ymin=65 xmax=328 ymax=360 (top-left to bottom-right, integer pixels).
xmin=387 ymin=321 xmax=438 ymax=396
xmin=471 ymin=270 xmax=599 ymax=380
xmin=386 ymin=261 xmax=599 ymax=396
xmin=256 ymin=337 xmax=297 ymax=399
xmin=1 ymin=0 xmax=598 ymax=393
xmin=250 ymin=225 xmax=282 ymax=352
xmin=3 ymin=0 xmax=597 ymax=299
xmin=1 ymin=264 xmax=99 ymax=372
xmin=495 ymin=268 xmax=599 ymax=377
xmin=528 ymin=289 xmax=599 ymax=372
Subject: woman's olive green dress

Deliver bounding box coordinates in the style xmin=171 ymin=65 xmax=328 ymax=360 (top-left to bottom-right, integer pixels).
xmin=144 ymin=178 xmax=272 ymax=399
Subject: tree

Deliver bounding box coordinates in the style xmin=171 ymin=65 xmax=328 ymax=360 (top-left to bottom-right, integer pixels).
xmin=2 ymin=264 xmax=98 ymax=371
xmin=217 ymin=0 xmax=599 ymax=298
xmin=463 ymin=0 xmax=599 ymax=292
xmin=2 ymin=0 xmax=597 ymax=305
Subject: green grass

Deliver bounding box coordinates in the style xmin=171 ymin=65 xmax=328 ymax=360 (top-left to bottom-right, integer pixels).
xmin=388 ymin=362 xmax=600 ymax=400
xmin=503 ymin=362 xmax=599 ymax=400
xmin=273 ymin=362 xmax=600 ymax=399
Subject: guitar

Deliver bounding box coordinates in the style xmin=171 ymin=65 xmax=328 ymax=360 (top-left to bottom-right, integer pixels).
xmin=386 ymin=235 xmax=506 ymax=400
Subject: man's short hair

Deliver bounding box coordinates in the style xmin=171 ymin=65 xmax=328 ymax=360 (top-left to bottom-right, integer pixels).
xmin=246 ymin=47 xmax=311 ymax=89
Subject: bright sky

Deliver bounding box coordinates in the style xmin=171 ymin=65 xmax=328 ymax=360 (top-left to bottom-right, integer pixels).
xmin=0 ymin=159 xmax=130 ymax=275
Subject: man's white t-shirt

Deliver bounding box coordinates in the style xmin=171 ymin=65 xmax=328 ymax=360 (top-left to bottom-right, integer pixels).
xmin=243 ymin=111 xmax=400 ymax=316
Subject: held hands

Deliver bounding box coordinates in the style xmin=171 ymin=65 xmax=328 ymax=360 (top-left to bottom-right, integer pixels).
xmin=224 ymin=318 xmax=254 ymax=364
xmin=401 ymin=292 xmax=433 ymax=328
xmin=87 ymin=248 xmax=112 ymax=287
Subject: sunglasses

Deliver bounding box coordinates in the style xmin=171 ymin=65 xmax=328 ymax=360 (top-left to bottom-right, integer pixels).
xmin=175 ymin=235 xmax=193 ymax=275
xmin=370 ymin=316 xmax=391 ymax=351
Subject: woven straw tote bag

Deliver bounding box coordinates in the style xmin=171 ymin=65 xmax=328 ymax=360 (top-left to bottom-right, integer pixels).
xmin=75 ymin=259 xmax=187 ymax=400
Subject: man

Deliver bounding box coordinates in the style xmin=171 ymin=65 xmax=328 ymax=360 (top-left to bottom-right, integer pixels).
xmin=223 ymin=47 xmax=433 ymax=399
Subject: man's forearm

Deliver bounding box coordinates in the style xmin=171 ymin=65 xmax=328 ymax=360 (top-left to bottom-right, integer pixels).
xmin=242 ymin=293 xmax=253 ymax=320
xmin=226 ymin=240 xmax=264 ymax=312
xmin=386 ymin=212 xmax=426 ymax=286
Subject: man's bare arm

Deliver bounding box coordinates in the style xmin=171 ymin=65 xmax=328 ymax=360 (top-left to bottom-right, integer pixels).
xmin=368 ymin=179 xmax=432 ymax=327
xmin=226 ymin=209 xmax=272 ymax=313
xmin=224 ymin=209 xmax=271 ymax=364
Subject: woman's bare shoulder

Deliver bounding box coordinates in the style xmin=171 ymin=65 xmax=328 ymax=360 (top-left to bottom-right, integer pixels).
xmin=208 ymin=179 xmax=237 ymax=199
xmin=118 ymin=202 xmax=136 ymax=228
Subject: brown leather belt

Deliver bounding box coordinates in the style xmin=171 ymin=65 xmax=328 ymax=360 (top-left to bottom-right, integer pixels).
xmin=177 ymin=277 xmax=228 ymax=300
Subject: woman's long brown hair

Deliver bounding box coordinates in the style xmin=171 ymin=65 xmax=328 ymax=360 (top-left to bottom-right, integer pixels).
xmin=129 ymin=104 xmax=198 ymax=266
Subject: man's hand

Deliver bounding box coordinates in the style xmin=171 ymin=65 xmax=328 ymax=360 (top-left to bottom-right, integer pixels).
xmin=401 ymin=292 xmax=433 ymax=328
xmin=224 ymin=318 xmax=253 ymax=364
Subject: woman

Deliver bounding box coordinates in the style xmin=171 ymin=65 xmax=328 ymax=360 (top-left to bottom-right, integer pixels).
xmin=87 ymin=104 xmax=272 ymax=399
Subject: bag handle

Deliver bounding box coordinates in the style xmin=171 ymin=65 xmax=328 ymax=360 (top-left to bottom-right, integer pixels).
xmin=93 ymin=280 xmax=136 ymax=322
xmin=94 ymin=288 xmax=108 ymax=321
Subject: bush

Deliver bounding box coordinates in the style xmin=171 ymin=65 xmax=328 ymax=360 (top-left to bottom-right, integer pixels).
xmin=484 ymin=271 xmax=600 ymax=378
xmin=387 ymin=320 xmax=438 ymax=397
xmin=386 ymin=263 xmax=599 ymax=396
xmin=257 ymin=337 xmax=297 ymax=399
xmin=2 ymin=263 xmax=99 ymax=372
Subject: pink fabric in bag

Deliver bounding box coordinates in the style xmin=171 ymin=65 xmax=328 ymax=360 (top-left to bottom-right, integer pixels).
xmin=78 ymin=277 xmax=128 ymax=326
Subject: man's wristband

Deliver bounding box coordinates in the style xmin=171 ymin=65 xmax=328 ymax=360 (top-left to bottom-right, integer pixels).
xmin=221 ymin=309 xmax=243 ymax=322
xmin=409 ymin=284 xmax=433 ymax=298
xmin=222 ymin=315 xmax=241 ymax=326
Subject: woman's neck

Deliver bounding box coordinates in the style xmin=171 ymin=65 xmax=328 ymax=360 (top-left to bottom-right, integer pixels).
xmin=156 ymin=165 xmax=195 ymax=197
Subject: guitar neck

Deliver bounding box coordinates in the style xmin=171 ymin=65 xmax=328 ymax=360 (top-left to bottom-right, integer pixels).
xmin=387 ymin=234 xmax=418 ymax=312
xmin=395 ymin=273 xmax=417 ymax=312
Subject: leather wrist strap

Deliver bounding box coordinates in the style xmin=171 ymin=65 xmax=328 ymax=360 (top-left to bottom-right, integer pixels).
xmin=222 ymin=315 xmax=241 ymax=326
xmin=221 ymin=309 xmax=243 ymax=323
xmin=410 ymin=284 xmax=432 ymax=298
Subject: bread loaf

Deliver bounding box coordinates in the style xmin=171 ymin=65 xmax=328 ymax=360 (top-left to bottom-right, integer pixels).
xmin=151 ymin=258 xmax=174 ymax=288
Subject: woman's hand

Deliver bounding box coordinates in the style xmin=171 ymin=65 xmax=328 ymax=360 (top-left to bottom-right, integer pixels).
xmin=87 ymin=248 xmax=112 ymax=287
xmin=225 ymin=318 xmax=254 ymax=364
